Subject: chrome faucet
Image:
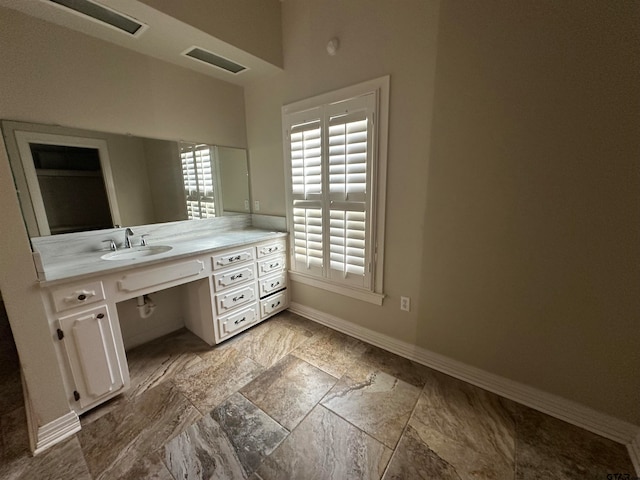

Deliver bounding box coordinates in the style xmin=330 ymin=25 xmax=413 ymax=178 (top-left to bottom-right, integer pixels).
xmin=124 ymin=228 xmax=134 ymax=248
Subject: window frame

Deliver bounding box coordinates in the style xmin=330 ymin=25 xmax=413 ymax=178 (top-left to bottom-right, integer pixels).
xmin=282 ymin=76 xmax=389 ymax=305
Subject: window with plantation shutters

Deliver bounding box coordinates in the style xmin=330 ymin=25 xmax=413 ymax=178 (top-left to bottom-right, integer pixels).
xmin=180 ymin=144 xmax=216 ymax=219
xmin=283 ymin=77 xmax=389 ymax=304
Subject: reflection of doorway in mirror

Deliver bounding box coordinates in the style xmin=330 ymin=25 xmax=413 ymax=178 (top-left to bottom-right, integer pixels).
xmin=14 ymin=131 xmax=121 ymax=236
xmin=30 ymin=144 xmax=113 ymax=234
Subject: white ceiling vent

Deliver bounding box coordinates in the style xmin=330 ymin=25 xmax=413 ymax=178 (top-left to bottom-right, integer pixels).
xmin=183 ymin=47 xmax=247 ymax=75
xmin=48 ymin=0 xmax=146 ymax=36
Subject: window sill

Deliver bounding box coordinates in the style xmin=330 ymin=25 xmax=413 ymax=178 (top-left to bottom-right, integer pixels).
xmin=288 ymin=271 xmax=385 ymax=305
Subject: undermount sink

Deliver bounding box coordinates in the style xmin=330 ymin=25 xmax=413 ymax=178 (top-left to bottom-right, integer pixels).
xmin=101 ymin=245 xmax=173 ymax=261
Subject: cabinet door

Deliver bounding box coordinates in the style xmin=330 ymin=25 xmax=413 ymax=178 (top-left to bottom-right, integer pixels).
xmin=58 ymin=305 xmax=126 ymax=410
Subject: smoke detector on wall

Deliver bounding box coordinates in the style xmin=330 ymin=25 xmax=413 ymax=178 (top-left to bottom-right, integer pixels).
xmin=326 ymin=38 xmax=340 ymax=56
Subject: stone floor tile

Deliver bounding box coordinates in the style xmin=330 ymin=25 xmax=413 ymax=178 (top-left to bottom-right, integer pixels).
xmin=172 ymin=345 xmax=264 ymax=413
xmin=241 ymin=355 xmax=338 ymax=430
xmin=163 ymin=392 xmax=287 ymax=479
xmin=291 ymin=328 xmax=369 ymax=378
xmin=257 ymin=405 xmax=392 ymax=480
xmin=514 ymin=405 xmax=636 ymax=479
xmin=321 ymin=371 xmax=421 ymax=449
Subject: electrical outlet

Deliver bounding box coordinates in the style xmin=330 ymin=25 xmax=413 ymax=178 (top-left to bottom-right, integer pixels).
xmin=244 ymin=200 xmax=250 ymax=211
xmin=400 ymin=296 xmax=410 ymax=312
xmin=254 ymin=200 xmax=260 ymax=212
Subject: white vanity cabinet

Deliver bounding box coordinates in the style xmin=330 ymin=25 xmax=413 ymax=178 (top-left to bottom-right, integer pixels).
xmin=49 ymin=281 xmax=129 ymax=412
xmin=208 ymin=238 xmax=288 ymax=343
xmin=41 ymin=233 xmax=289 ymax=416
xmin=57 ymin=305 xmax=127 ymax=409
xmin=256 ymin=239 xmax=288 ymax=319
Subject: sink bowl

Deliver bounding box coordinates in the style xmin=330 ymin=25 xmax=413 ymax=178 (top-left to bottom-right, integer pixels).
xmin=101 ymin=245 xmax=173 ymax=261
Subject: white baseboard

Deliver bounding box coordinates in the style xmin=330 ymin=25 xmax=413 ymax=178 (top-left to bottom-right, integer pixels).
xmin=22 ymin=371 xmax=81 ymax=456
xmin=289 ymin=302 xmax=640 ymax=471
xmin=32 ymin=411 xmax=81 ymax=455
xmin=123 ymin=321 xmax=185 ymax=350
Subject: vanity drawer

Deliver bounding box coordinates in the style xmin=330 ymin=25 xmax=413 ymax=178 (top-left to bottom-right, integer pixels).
xmin=260 ymin=290 xmax=287 ymax=319
xmin=215 ymin=283 xmax=257 ymax=314
xmin=212 ymin=247 xmax=254 ymax=271
xmin=258 ymin=272 xmax=287 ymax=299
xmin=257 ymin=253 xmax=286 ymax=277
xmin=51 ymin=281 xmax=106 ymax=313
xmin=256 ymin=240 xmax=286 ymax=258
xmin=213 ymin=264 xmax=256 ymax=292
xmin=218 ymin=304 xmax=258 ymax=339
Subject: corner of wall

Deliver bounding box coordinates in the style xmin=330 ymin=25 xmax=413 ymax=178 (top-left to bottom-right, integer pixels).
xmin=21 ymin=369 xmax=81 ymax=455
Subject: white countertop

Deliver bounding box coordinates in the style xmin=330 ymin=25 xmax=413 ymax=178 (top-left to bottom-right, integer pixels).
xmin=37 ymin=228 xmax=287 ymax=286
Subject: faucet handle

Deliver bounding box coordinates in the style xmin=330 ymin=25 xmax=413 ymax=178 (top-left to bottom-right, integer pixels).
xmin=140 ymin=234 xmax=150 ymax=246
xmin=102 ymin=239 xmax=117 ymax=251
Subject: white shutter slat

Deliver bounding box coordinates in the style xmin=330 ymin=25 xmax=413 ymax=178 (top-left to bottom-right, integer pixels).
xmin=326 ymin=112 xmax=370 ymax=282
xmin=289 ymin=117 xmax=325 ymax=274
xmin=292 ymin=205 xmax=323 ymax=269
xmin=181 ymin=144 xmax=216 ymax=219
xmin=290 ymin=122 xmax=322 ymax=197
xmin=328 ymin=115 xmax=368 ymax=197
xmin=329 ymin=209 xmax=366 ymax=276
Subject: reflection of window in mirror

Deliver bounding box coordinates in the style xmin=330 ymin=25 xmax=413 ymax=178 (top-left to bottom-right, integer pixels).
xmin=180 ymin=143 xmax=220 ymax=219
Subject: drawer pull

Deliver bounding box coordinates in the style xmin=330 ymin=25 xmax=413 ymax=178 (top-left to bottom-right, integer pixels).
xmin=269 ymin=263 xmax=280 ymax=269
xmin=271 ymin=301 xmax=281 ymax=308
xmin=234 ymin=317 xmax=247 ymax=325
xmin=230 ymin=273 xmax=243 ymax=280
xmin=232 ymin=294 xmax=245 ymax=302
xmin=270 ymin=281 xmax=280 ymax=288
xmin=64 ymin=289 xmax=96 ymax=304
xmin=229 ymin=255 xmax=241 ymax=263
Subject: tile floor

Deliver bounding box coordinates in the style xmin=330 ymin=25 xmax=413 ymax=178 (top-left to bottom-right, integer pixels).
xmin=0 ymin=305 xmax=636 ymax=479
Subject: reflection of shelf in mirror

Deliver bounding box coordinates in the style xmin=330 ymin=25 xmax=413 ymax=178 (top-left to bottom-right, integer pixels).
xmin=49 ymin=224 xmax=114 ymax=235
xmin=36 ymin=169 xmax=102 ymax=178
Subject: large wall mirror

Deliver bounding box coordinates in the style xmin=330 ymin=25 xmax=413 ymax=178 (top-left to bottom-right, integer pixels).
xmin=1 ymin=120 xmax=251 ymax=238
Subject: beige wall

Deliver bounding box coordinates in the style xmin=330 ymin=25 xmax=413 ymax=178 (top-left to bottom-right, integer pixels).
xmin=246 ymin=0 xmax=441 ymax=354
xmin=0 ymin=6 xmax=247 ymax=427
xmin=139 ymin=0 xmax=283 ymax=67
xmin=218 ymin=147 xmax=250 ymax=214
xmin=0 ymin=8 xmax=246 ymax=146
xmin=143 ymin=138 xmax=187 ymax=224
xmin=245 ymin=0 xmax=640 ymax=425
xmin=419 ymin=0 xmax=640 ymax=425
